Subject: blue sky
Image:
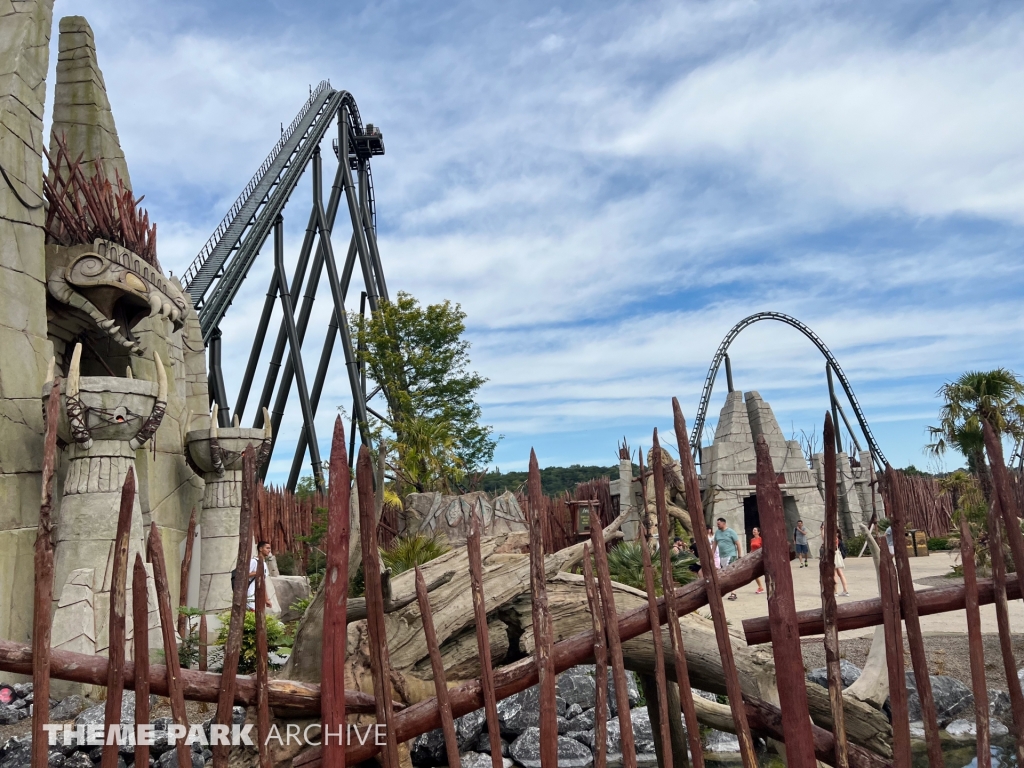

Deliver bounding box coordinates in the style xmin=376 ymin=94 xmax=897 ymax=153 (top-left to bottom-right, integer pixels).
xmin=46 ymin=0 xmax=1024 ymax=479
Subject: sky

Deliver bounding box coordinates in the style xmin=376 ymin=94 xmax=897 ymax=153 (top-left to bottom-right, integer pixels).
xmin=44 ymin=0 xmax=1024 ymax=481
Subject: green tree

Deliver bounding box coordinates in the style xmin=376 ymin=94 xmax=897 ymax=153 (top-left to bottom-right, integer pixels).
xmin=927 ymin=369 xmax=1024 ymax=478
xmin=353 ymin=292 xmax=497 ymax=493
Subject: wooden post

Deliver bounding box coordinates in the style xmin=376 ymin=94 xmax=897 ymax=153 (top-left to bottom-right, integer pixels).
xmin=101 ymin=468 xmax=136 ymax=768
xmin=588 ymin=498 xmax=637 ymax=768
xmin=671 ymin=397 xmax=757 ymax=768
xmin=415 ymin=568 xmax=461 ymax=768
xmin=199 ymin=615 xmax=208 ymax=672
xmin=178 ymin=507 xmax=197 ymax=639
xmin=581 ymin=546 xmax=608 ymax=768
xmin=638 ymin=518 xmax=671 ymax=768
xmin=30 ymin=377 xmax=60 ymax=768
xmin=885 ymin=468 xmax=944 ymax=768
xmin=255 ymin=551 xmax=271 ymax=768
xmin=133 ymin=555 xmax=151 ymax=768
xmin=526 ymin=450 xmax=558 ymax=768
xmin=468 ymin=504 xmax=503 ymax=768
xmin=148 ymin=522 xmax=193 ymax=768
xmin=987 ymin=499 xmax=1024 ymax=763
xmin=878 ymin=539 xmax=910 ymax=768
xmin=982 ymin=418 xmax=1024 ymax=604
xmin=652 ymin=429 xmax=704 ymax=768
xmin=322 ymin=418 xmax=351 ymax=768
xmin=754 ymin=436 xmax=816 ymax=768
xmin=820 ymin=414 xmax=849 ymax=768
xmin=214 ymin=444 xmax=257 ymax=768
xmin=959 ymin=516 xmax=990 ymax=768
xmin=357 ymin=446 xmax=399 ymax=768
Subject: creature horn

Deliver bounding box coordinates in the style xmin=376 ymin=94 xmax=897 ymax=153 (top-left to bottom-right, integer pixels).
xmin=44 ymin=357 xmax=55 ymax=389
xmin=129 ymin=351 xmax=167 ymax=451
xmin=66 ymin=344 xmax=93 ymax=449
xmin=208 ymin=404 xmax=224 ymax=476
xmin=256 ymin=407 xmax=273 ymax=470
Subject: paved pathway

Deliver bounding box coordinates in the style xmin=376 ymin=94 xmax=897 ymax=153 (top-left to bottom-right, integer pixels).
xmin=720 ymin=549 xmax=1024 ymax=638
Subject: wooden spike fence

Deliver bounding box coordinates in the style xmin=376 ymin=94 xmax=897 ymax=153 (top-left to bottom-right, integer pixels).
xmin=13 ymin=396 xmax=1024 ymax=768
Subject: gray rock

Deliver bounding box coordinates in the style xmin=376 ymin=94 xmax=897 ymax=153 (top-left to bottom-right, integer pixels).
xmin=459 ymin=752 xmax=512 ymax=768
xmin=607 ymin=671 xmax=640 ymax=716
xmin=990 ymin=689 xmax=1012 ymax=723
xmin=472 ymin=732 xmax=510 ymax=757
xmin=411 ymin=727 xmax=447 ymax=765
xmin=603 ymin=709 xmax=657 ymax=767
xmin=74 ymin=691 xmax=138 ymax=729
xmin=566 ymin=708 xmax=596 ymax=732
xmin=8 ymin=698 xmax=27 ymax=710
xmin=909 ymin=721 xmax=925 ymax=740
xmin=0 ymin=738 xmax=32 ymax=768
xmin=495 ymin=686 xmax=567 ymax=736
xmin=509 ymin=727 xmax=593 ymax=768
xmin=13 ymin=683 xmax=33 ymax=699
xmin=558 ymin=670 xmax=598 ymax=710
xmin=905 ymin=672 xmax=973 ymax=725
xmin=945 ymin=718 xmax=1009 ymax=740
xmin=704 ymin=729 xmax=741 ymax=753
xmin=50 ymin=695 xmax=87 ymax=722
xmin=565 ymin=703 xmax=584 ymax=721
xmin=565 ymin=730 xmax=593 ymax=747
xmin=806 ymin=660 xmax=862 ymax=690
xmin=456 ymin=708 xmax=488 ymax=752
xmin=156 ymin=748 xmax=204 ymax=768
xmin=0 ymin=707 xmax=26 ymax=725
xmin=63 ymin=754 xmax=92 ymax=768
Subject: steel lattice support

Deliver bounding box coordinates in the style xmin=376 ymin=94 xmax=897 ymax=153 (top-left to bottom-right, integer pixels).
xmin=185 ymin=88 xmax=387 ymax=491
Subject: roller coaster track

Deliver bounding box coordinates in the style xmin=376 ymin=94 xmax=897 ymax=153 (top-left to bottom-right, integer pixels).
xmin=690 ymin=311 xmax=888 ymax=469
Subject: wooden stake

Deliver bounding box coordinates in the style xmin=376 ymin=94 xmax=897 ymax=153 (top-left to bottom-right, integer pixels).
xmin=255 ymin=551 xmax=271 ymax=768
xmin=101 ymin=468 xmax=136 ymax=768
xmin=214 ymin=444 xmax=257 ymax=768
xmin=959 ymin=515 xmax=990 ymax=768
xmin=754 ymin=436 xmax=816 ymax=768
xmin=322 ymin=418 xmax=351 ymax=768
xmin=199 ymin=615 xmax=208 ymax=672
xmin=582 ymin=546 xmax=608 ymax=768
xmin=133 ymin=554 xmax=151 ymax=768
xmin=526 ymin=450 xmax=559 ymax=768
xmin=878 ymin=539 xmax=910 ymax=768
xmin=988 ymin=499 xmax=1024 ymax=763
xmin=30 ymin=377 xmax=60 ymax=768
xmin=357 ymin=446 xmax=399 ymax=768
xmin=671 ymin=397 xmax=757 ymax=768
xmin=148 ymin=521 xmax=192 ymax=768
xmin=820 ymin=414 xmax=849 ymax=768
xmin=885 ymin=468 xmax=944 ymax=768
xmin=178 ymin=507 xmax=197 ymax=639
xmin=651 ymin=429 xmax=704 ymax=768
xmin=588 ymin=495 xmax=637 ymax=768
xmin=468 ymin=503 xmax=503 ymax=768
xmin=415 ymin=567 xmax=461 ymax=768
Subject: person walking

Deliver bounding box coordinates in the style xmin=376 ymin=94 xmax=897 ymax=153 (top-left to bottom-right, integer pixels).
xmin=793 ymin=520 xmax=810 ymax=567
xmin=749 ymin=527 xmax=764 ymax=594
xmin=247 ymin=541 xmax=274 ymax=610
xmin=834 ymin=532 xmax=850 ymax=596
xmin=714 ymin=518 xmax=743 ymax=600
xmin=706 ymin=526 xmax=721 ymax=570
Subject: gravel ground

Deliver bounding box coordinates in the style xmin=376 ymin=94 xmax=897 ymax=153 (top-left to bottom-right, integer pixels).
xmin=800 ymin=632 xmax=1024 ymax=719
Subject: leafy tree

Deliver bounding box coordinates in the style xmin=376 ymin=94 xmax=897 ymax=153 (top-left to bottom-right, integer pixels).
xmin=927 ymin=369 xmax=1024 ymax=479
xmin=478 ymin=464 xmax=638 ymax=496
xmin=602 ymin=540 xmax=695 ymax=595
xmin=353 ymin=292 xmax=497 ymax=493
xmin=215 ymin=610 xmax=287 ymax=674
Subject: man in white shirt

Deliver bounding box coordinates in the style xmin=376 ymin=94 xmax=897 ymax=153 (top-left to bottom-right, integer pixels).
xmin=247 ymin=541 xmax=273 ymax=610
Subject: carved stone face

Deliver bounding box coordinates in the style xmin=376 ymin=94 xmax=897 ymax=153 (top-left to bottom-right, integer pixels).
xmin=46 ymin=239 xmax=187 ymax=355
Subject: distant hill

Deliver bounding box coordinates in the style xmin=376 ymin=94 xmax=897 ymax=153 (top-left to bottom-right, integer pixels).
xmin=476 ymin=464 xmax=636 ymax=496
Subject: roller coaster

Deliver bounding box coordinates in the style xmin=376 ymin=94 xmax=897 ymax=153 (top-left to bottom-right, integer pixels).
xmin=182 ymin=81 xmax=386 ymax=490
xmin=690 ymin=311 xmax=888 ymax=471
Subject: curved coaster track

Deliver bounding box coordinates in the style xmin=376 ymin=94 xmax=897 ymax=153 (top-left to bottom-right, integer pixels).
xmin=690 ymin=311 xmax=888 ymax=470
xmin=183 ymin=81 xmax=387 ymax=490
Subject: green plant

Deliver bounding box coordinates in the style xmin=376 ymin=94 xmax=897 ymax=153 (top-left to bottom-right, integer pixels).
xmin=290 ymin=595 xmax=314 ymax=616
xmin=844 ymin=534 xmax=867 ymax=556
xmin=175 ymin=606 xmax=204 ymax=669
xmin=927 ymin=537 xmax=952 ymax=551
xmin=381 ymin=533 xmax=451 ymax=576
xmin=216 ymin=611 xmax=287 ymax=674
xmin=275 ymin=552 xmax=297 ymax=576
xmin=602 ymin=540 xmax=696 ymax=595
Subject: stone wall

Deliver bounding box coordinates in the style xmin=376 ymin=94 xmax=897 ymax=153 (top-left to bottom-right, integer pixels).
xmin=0 ymin=0 xmax=56 ymax=645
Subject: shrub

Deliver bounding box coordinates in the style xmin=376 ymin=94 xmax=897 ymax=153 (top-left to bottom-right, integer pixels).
xmin=604 ymin=540 xmax=696 ymax=595
xmin=927 ymin=537 xmax=953 ymax=551
xmin=381 ymin=533 xmax=451 ymax=576
xmin=216 ymin=610 xmax=287 ymax=675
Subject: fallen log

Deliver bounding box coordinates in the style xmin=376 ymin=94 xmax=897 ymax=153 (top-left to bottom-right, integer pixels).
xmin=742 ymin=576 xmax=1023 ymax=645
xmin=0 ymin=639 xmax=382 ymax=713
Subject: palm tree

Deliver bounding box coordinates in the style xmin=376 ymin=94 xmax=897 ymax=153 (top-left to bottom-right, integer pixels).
xmin=927 ymin=368 xmax=1024 ymax=483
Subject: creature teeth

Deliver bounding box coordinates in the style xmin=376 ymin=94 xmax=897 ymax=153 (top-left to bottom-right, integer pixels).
xmin=169 ymin=307 xmax=180 ymax=323
xmin=162 ymin=303 xmax=172 ymax=319
xmin=98 ymin=318 xmax=116 ymax=330
xmin=148 ymin=293 xmax=162 ymax=317
xmin=107 ymin=324 xmax=121 ymax=336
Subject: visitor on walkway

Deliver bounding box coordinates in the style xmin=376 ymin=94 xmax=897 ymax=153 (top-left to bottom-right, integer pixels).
xmin=793 ymin=520 xmax=810 ymax=567
xmin=750 ymin=527 xmax=764 ymax=594
xmin=819 ymin=524 xmax=850 ymax=596
xmin=247 ymin=541 xmax=273 ymax=610
xmin=714 ymin=518 xmax=742 ymax=601
xmin=706 ymin=526 xmax=721 ymax=570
